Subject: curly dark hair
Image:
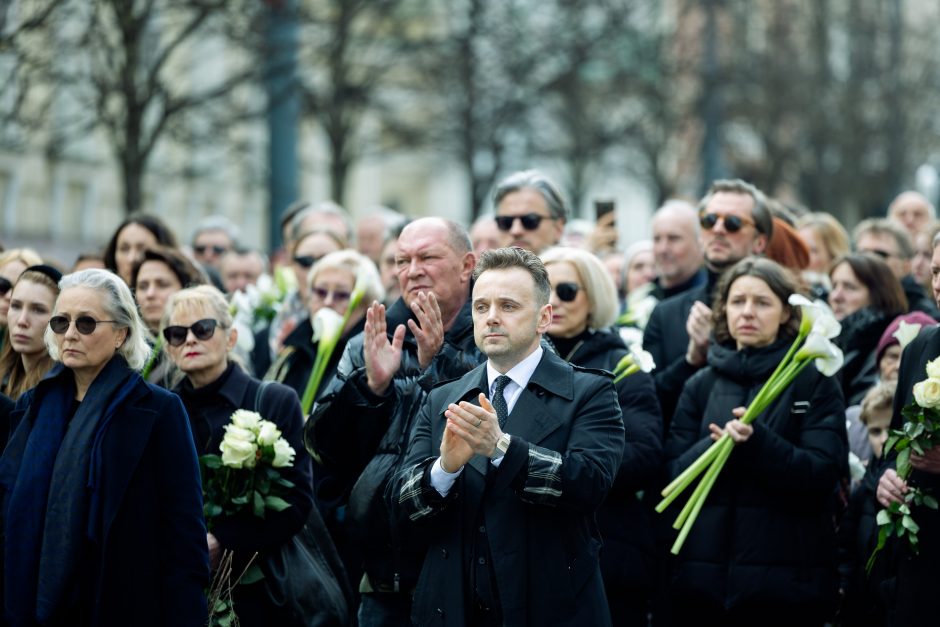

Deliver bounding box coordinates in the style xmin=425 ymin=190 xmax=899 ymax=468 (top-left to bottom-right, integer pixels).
xmin=103 ymin=214 xmax=178 ymax=273
xmin=712 ymin=256 xmax=803 ymax=346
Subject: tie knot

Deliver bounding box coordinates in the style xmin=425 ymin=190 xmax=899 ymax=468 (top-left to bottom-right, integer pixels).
xmin=494 ymin=375 xmax=511 ymax=394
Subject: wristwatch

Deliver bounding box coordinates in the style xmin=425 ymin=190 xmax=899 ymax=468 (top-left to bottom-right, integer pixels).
xmin=491 ymin=433 xmax=511 ymax=460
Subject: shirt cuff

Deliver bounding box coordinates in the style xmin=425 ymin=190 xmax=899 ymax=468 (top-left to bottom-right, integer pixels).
xmin=430 ymin=457 xmax=463 ymax=496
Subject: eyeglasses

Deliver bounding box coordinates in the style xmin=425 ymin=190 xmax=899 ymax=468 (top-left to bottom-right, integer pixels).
xmin=311 ymin=287 xmax=351 ymax=303
xmin=162 ymin=318 xmax=221 ymax=346
xmin=0 ymin=277 xmax=11 ymax=297
xmin=699 ymin=212 xmax=755 ymax=234
xmin=495 ymin=213 xmax=550 ymax=232
xmin=554 ymin=282 xmax=581 ymax=302
xmin=194 ymin=244 xmax=228 ymax=256
xmin=293 ymin=255 xmax=321 ymax=269
xmin=49 ymin=315 xmax=118 ymax=335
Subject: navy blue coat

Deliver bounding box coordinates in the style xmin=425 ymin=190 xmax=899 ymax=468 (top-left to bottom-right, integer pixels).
xmin=1 ymin=360 xmax=209 ymax=627
xmin=396 ymin=349 xmax=624 ymax=626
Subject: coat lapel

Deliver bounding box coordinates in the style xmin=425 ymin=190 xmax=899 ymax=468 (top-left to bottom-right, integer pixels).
xmin=99 ymin=387 xmax=158 ymax=544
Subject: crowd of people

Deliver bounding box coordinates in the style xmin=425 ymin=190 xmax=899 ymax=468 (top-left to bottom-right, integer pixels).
xmin=0 ymin=170 xmax=937 ymax=626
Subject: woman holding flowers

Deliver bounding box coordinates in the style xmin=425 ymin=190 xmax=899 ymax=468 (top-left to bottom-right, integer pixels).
xmin=162 ymin=285 xmax=316 ymax=627
xmin=265 ymin=249 xmax=382 ymax=404
xmin=664 ymin=257 xmax=847 ymax=627
xmin=541 ymin=246 xmax=663 ymax=625
xmin=0 ymin=269 xmax=208 ymax=626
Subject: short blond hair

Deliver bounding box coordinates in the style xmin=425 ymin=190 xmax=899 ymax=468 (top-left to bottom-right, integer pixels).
xmin=540 ymin=247 xmax=619 ymax=329
xmin=860 ymin=380 xmax=897 ymax=426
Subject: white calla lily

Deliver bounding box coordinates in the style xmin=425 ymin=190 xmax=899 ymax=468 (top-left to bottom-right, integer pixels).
xmin=312 ymin=307 xmax=344 ymax=344
xmin=628 ymin=342 xmax=656 ymax=373
xmin=795 ymin=331 xmax=844 ymax=376
xmin=788 ymin=294 xmax=840 ymax=338
xmin=894 ymin=320 xmax=922 ymax=350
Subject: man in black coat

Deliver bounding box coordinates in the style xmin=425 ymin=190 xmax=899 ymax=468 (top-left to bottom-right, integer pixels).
xmin=650 ymin=199 xmax=706 ymax=302
xmin=643 ymin=179 xmax=774 ymax=425
xmin=876 ymin=272 xmax=940 ymax=626
xmin=305 ymin=217 xmax=482 ymax=624
xmin=396 ymin=247 xmax=624 ymax=626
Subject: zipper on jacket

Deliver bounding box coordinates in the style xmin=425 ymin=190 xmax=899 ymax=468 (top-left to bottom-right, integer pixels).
xmin=394 ymin=572 xmax=400 ymax=592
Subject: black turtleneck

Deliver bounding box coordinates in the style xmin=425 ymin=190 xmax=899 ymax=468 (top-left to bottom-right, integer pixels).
xmin=548 ymin=328 xmax=593 ymax=362
xmin=177 ymin=362 xmax=236 ymax=451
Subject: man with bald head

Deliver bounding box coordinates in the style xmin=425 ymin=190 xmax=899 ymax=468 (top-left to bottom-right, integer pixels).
xmin=643 ymin=179 xmax=773 ymax=424
xmin=888 ymin=191 xmax=936 ymax=240
xmin=651 ymin=199 xmax=706 ymax=300
xmin=306 ymin=217 xmax=484 ymax=624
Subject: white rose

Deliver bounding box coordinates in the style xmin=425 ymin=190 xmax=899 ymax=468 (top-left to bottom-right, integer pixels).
xmin=223 ymin=424 xmax=255 ymax=443
xmin=230 ymin=410 xmax=263 ymax=433
xmin=220 ymin=436 xmax=257 ymax=468
xmin=926 ymin=357 xmax=940 ymax=380
xmin=913 ymin=378 xmax=940 ymax=409
xmin=257 ymin=421 xmax=282 ymax=447
xmin=272 ymin=438 xmax=296 ymax=468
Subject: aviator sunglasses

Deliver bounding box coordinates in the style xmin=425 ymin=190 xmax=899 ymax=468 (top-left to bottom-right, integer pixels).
xmin=699 ymin=211 xmax=755 ymax=234
xmin=49 ymin=315 xmax=118 ymax=335
xmin=162 ymin=318 xmax=221 ymax=346
xmin=494 ymin=213 xmax=550 ymax=232
xmin=554 ymin=282 xmax=581 ymax=302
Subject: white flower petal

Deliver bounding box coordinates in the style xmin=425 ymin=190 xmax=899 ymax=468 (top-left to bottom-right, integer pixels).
xmin=312 ymin=307 xmax=345 ymax=344
xmin=894 ymin=320 xmax=923 ymax=350
xmin=628 ymin=342 xmax=656 ymax=373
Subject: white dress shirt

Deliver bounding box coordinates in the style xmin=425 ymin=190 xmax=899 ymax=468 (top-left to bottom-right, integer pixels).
xmin=430 ymin=346 xmax=544 ymax=496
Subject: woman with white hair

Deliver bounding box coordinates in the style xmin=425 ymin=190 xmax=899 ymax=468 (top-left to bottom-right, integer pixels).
xmin=540 ymin=246 xmax=663 ymax=625
xmin=0 ymin=269 xmax=208 ymax=626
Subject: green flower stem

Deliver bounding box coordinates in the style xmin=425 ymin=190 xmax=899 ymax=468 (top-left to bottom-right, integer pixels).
xmin=672 ymin=437 xmax=735 ymax=555
xmin=672 ymin=437 xmax=733 ymax=530
xmin=141 ymin=336 xmax=163 ymax=379
xmin=613 ymin=364 xmax=639 ymax=383
xmin=659 ymin=434 xmax=728 ymax=503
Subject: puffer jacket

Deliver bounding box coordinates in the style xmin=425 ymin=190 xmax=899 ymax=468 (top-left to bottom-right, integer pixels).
xmin=552 ymin=328 xmax=663 ymax=613
xmin=305 ymin=296 xmax=483 ymax=589
xmin=664 ymin=337 xmax=847 ymax=619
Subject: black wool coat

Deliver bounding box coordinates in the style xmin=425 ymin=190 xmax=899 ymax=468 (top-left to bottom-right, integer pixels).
xmin=880 ymin=325 xmax=940 ymax=627
xmin=396 ymin=349 xmax=624 ymax=627
xmin=835 ymin=307 xmax=892 ymax=406
xmin=664 ymin=339 xmax=846 ymax=619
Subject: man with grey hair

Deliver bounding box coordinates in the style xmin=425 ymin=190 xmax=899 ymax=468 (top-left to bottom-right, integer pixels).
xmin=306 ymin=217 xmax=483 ymax=625
xmin=643 ymin=179 xmax=773 ymax=424
xmin=853 ymin=217 xmax=939 ymax=317
xmin=356 ymin=206 xmax=407 ymax=265
xmin=191 ymin=215 xmax=240 ymax=270
xmin=650 ymin=199 xmax=706 ymax=300
xmin=493 ymin=169 xmax=568 ymax=254
xmin=291 ymin=200 xmax=354 ymax=248
xmin=219 ymin=248 xmax=268 ymax=294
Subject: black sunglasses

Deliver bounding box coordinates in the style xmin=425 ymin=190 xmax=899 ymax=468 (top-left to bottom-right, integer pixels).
xmin=495 ymin=213 xmax=550 ymax=232
xmin=293 ymin=255 xmax=321 ymax=269
xmin=0 ymin=277 xmax=11 ymax=297
xmin=162 ymin=318 xmax=221 ymax=346
xmin=194 ymin=244 xmax=228 ymax=256
xmin=699 ymin=212 xmax=754 ymax=234
xmin=554 ymin=282 xmax=581 ymax=302
xmin=49 ymin=315 xmax=118 ymax=335
xmin=311 ymin=287 xmax=351 ymax=303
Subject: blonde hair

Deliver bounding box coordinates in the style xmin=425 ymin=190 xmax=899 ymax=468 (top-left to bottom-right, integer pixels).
xmin=540 ymin=246 xmax=619 ymax=329
xmin=796 ymin=213 xmax=851 ymax=270
xmin=307 ymin=249 xmax=385 ymax=306
xmin=0 ymin=270 xmax=58 ymax=398
xmin=860 ymin=380 xmax=897 ymax=426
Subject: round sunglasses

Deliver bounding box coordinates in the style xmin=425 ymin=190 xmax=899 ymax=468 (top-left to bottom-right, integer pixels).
xmin=162 ymin=318 xmax=221 ymax=346
xmin=49 ymin=315 xmax=118 ymax=335
xmin=699 ymin=211 xmax=755 ymax=234
xmin=554 ymin=282 xmax=581 ymax=302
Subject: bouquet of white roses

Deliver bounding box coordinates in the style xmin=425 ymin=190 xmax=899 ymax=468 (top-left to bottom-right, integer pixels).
xmin=867 ymin=353 xmax=940 ymax=571
xmin=200 ymin=409 xmax=297 ymax=525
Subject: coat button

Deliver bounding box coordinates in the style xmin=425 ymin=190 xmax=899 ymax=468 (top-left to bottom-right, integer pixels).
xmin=441 ymin=548 xmax=448 ymax=558
xmin=437 ymin=608 xmax=445 ymax=617
xmin=478 ymin=557 xmax=486 ymax=565
xmin=478 ymin=525 xmax=486 ymax=533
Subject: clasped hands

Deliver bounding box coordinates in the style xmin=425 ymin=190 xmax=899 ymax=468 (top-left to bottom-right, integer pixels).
xmin=708 ymin=407 xmax=753 ymax=444
xmin=440 ymin=393 xmax=504 ymax=473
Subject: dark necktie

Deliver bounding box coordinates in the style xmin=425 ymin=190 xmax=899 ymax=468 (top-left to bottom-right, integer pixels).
xmin=492 ymin=375 xmax=511 ymax=429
